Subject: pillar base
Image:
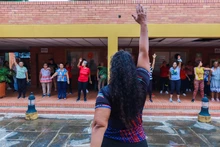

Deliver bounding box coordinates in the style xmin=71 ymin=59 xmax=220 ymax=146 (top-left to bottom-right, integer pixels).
xmin=198 ymin=115 xmax=211 ymax=123
xmin=25 ymin=112 xmax=38 ymax=120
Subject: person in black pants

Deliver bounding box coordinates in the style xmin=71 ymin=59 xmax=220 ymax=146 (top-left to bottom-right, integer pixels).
xmin=77 ymin=58 xmax=92 ymax=102
xmin=147 ymin=53 xmax=156 ymax=102
xmin=13 ymin=56 xmax=29 ymax=99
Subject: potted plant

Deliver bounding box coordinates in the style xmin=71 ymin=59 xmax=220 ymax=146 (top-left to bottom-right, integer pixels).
xmin=0 ymin=67 xmax=14 ymax=98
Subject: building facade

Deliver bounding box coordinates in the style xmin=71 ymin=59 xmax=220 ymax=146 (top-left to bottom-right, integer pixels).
xmin=0 ymin=0 xmax=220 ymax=88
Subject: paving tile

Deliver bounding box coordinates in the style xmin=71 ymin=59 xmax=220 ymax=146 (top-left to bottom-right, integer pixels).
xmin=144 ymin=126 xmax=176 ymax=135
xmin=0 ymin=119 xmax=14 ymax=127
xmin=67 ymin=119 xmax=92 ymax=126
xmin=147 ymin=135 xmax=185 ymax=146
xmin=60 ymin=126 xmax=90 ymax=134
xmin=16 ymin=124 xmax=50 ymax=132
xmin=166 ymin=120 xmax=196 ymax=127
xmin=6 ymin=132 xmax=41 ymax=141
xmin=203 ymin=135 xmax=220 ymax=147
xmin=4 ymin=119 xmax=26 ymax=131
xmin=30 ymin=132 xmax=57 ymax=147
xmin=143 ymin=121 xmax=164 ymax=127
xmin=0 ymin=140 xmax=32 ymax=147
xmin=66 ymin=134 xmax=90 ymax=146
xmin=190 ymin=121 xmax=220 ymax=135
xmin=49 ymin=134 xmax=69 ymax=147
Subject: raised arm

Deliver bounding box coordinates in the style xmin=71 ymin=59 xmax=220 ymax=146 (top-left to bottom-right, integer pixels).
xmin=177 ymin=55 xmax=182 ymax=68
xmin=77 ymin=58 xmax=82 ymax=68
xmin=152 ymin=54 xmax=156 ymax=69
xmin=13 ymin=55 xmax=18 ymax=66
xmin=132 ymin=4 xmax=150 ymax=72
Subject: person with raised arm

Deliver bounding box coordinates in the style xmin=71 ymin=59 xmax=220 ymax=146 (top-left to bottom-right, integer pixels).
xmin=91 ymin=4 xmax=150 ymax=147
xmin=147 ymin=53 xmax=156 ymax=102
xmin=192 ymin=60 xmax=211 ymax=102
xmin=169 ymin=55 xmax=182 ymax=103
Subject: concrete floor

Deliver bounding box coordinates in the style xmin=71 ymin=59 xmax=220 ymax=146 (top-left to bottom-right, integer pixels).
xmin=0 ymin=115 xmax=220 ymax=147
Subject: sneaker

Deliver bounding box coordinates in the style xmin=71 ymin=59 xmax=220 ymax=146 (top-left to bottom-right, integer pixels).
xmin=160 ymin=91 xmax=163 ymax=94
xmin=189 ymin=89 xmax=192 ymax=92
xmin=211 ymin=98 xmax=215 ymax=102
xmin=186 ymin=89 xmax=189 ymax=92
xmin=169 ymin=98 xmax=173 ymax=102
xmin=216 ymin=98 xmax=220 ymax=102
xmin=48 ymin=94 xmax=51 ymax=97
xmin=150 ymin=99 xmax=153 ymax=103
xmin=191 ymin=99 xmax=195 ymax=102
xmin=165 ymin=91 xmax=169 ymax=94
xmin=69 ymin=92 xmax=72 ymax=95
xmin=42 ymin=94 xmax=46 ymax=98
xmin=84 ymin=98 xmax=87 ymax=102
xmin=17 ymin=95 xmax=21 ymax=99
xmin=76 ymin=98 xmax=80 ymax=102
xmin=7 ymin=87 xmax=12 ymax=90
xmin=183 ymin=93 xmax=186 ymax=96
xmin=86 ymin=89 xmax=89 ymax=93
xmin=177 ymin=99 xmax=181 ymax=103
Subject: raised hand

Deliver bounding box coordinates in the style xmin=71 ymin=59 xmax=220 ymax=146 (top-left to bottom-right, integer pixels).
xmin=152 ymin=54 xmax=157 ymax=59
xmin=178 ymin=55 xmax=181 ymax=60
xmin=79 ymin=58 xmax=82 ymax=62
xmin=132 ymin=4 xmax=147 ymax=25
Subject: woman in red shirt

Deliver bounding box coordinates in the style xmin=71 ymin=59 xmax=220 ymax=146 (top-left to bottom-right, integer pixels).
xmin=180 ymin=64 xmax=190 ymax=96
xmin=65 ymin=63 xmax=73 ymax=94
xmin=77 ymin=58 xmax=92 ymax=102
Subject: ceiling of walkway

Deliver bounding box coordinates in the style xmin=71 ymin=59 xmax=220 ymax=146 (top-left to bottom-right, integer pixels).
xmin=0 ymin=38 xmax=219 ymax=50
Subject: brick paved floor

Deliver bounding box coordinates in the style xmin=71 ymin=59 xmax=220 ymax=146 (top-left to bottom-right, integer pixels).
xmin=0 ymin=115 xmax=220 ymax=147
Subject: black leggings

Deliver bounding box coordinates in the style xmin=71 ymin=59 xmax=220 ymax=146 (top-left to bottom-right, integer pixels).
xmin=78 ymin=81 xmax=88 ymax=100
xmin=102 ymin=137 xmax=148 ymax=147
xmin=17 ymin=78 xmax=26 ymax=97
xmin=170 ymin=80 xmax=181 ymax=95
xmin=147 ymin=80 xmax=153 ymax=99
xmin=160 ymin=77 xmax=169 ymax=91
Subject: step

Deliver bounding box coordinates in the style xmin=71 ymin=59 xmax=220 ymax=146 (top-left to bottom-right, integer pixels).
xmin=0 ymin=107 xmax=220 ymax=117
xmin=0 ymin=102 xmax=220 ymax=110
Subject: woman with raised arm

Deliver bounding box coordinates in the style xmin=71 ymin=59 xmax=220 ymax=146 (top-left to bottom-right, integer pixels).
xmin=169 ymin=56 xmax=183 ymax=103
xmin=91 ymin=4 xmax=150 ymax=147
xmin=13 ymin=56 xmax=29 ymax=99
xmin=192 ymin=60 xmax=211 ymax=102
xmin=147 ymin=53 xmax=156 ymax=102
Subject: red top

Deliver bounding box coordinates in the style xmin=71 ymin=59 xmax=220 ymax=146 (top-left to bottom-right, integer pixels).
xmin=180 ymin=69 xmax=187 ymax=79
xmin=78 ymin=66 xmax=90 ymax=82
xmin=66 ymin=66 xmax=72 ymax=78
xmin=160 ymin=66 xmax=169 ymax=77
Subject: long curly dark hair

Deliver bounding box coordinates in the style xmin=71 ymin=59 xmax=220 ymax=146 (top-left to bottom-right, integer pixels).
xmin=109 ymin=50 xmax=145 ymax=127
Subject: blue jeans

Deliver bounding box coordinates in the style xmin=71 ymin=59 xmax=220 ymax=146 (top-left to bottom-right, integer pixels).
xmin=170 ymin=80 xmax=181 ymax=95
xmin=57 ymin=81 xmax=67 ymax=99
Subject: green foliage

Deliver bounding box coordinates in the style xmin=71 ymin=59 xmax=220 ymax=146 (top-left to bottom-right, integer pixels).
xmin=0 ymin=67 xmax=14 ymax=83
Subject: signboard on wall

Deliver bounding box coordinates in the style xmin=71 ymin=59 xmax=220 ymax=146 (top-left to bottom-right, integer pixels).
xmin=215 ymin=48 xmax=220 ymax=53
xmin=41 ymin=48 xmax=48 ymax=53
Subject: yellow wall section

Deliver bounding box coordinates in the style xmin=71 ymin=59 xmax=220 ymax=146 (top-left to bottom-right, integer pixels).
xmin=1 ymin=24 xmax=220 ymax=38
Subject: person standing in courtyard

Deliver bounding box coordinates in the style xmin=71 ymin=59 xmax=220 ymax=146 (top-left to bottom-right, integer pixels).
xmin=147 ymin=53 xmax=156 ymax=102
xmin=192 ymin=60 xmax=211 ymax=102
xmin=91 ymin=4 xmax=150 ymax=147
xmin=51 ymin=63 xmax=69 ymax=100
xmin=39 ymin=63 xmax=52 ymax=97
xmin=77 ymin=58 xmax=92 ymax=102
xmin=48 ymin=58 xmax=58 ymax=92
xmin=65 ymin=62 xmax=73 ymax=94
xmin=13 ymin=56 xmax=28 ymax=99
xmin=97 ymin=62 xmax=107 ymax=91
xmin=180 ymin=64 xmax=190 ymax=97
xmin=160 ymin=61 xmax=169 ymax=94
xmin=208 ymin=61 xmax=220 ymax=102
xmin=169 ymin=56 xmax=182 ymax=103
xmin=204 ymin=64 xmax=211 ymax=97
xmin=185 ymin=61 xmax=194 ymax=92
